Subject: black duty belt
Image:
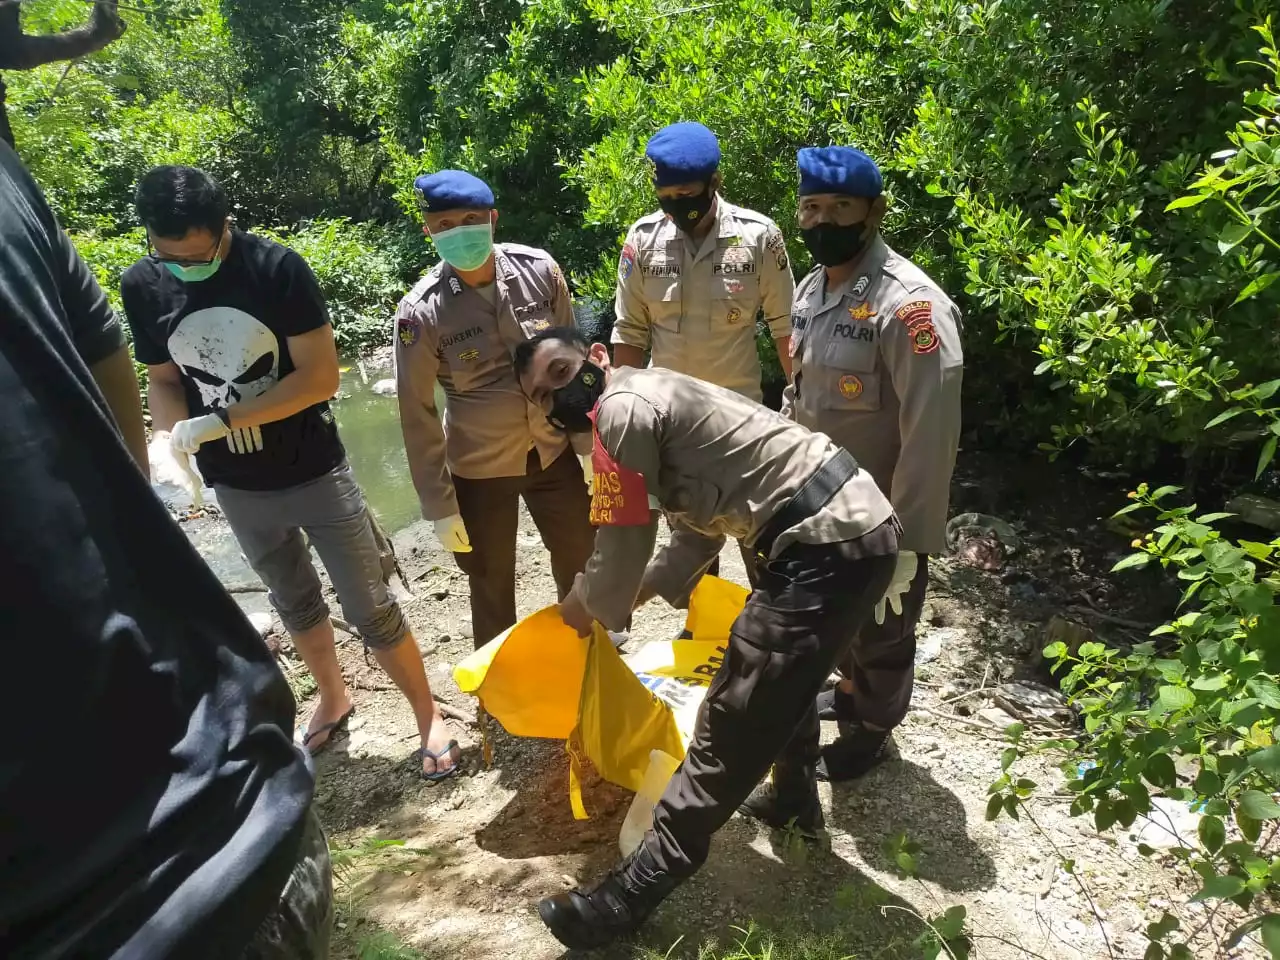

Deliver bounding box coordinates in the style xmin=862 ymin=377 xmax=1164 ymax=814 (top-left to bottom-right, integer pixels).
xmin=752 ymin=448 xmax=859 ymax=559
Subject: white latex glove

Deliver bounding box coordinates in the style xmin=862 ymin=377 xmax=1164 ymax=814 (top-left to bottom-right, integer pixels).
xmin=579 ymin=453 xmax=594 ymax=488
xmin=433 ymin=513 xmax=472 ymax=553
xmin=148 ymin=431 xmax=203 ymax=507
xmin=874 ymin=550 xmax=918 ymax=626
xmin=170 ymin=413 xmax=231 ymax=454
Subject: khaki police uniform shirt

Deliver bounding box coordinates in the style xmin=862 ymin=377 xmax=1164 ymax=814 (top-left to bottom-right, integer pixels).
xmin=577 ymin=367 xmax=894 ymax=631
xmin=395 ymin=243 xmax=575 ymax=521
xmin=612 ymin=198 xmax=795 ymax=401
xmin=781 ymin=235 xmax=963 ymax=554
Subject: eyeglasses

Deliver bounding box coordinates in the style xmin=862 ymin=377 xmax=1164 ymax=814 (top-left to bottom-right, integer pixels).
xmin=146 ymin=232 xmax=223 ymax=267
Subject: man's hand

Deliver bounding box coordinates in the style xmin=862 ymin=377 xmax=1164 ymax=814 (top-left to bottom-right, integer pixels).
xmin=559 ymin=573 xmax=594 ymax=637
xmin=149 ymin=431 xmax=203 ymax=506
xmin=579 ymin=453 xmax=594 ymax=488
xmin=170 ymin=413 xmax=230 ymax=454
xmin=91 ymin=1 xmax=126 ymax=42
xmin=432 ymin=514 xmax=472 ymax=553
xmin=873 ymin=550 xmax=918 ymax=626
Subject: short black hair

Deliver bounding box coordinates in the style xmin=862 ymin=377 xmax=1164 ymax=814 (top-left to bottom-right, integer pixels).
xmin=135 ymin=165 xmax=229 ymax=239
xmin=513 ymin=326 xmax=590 ymax=379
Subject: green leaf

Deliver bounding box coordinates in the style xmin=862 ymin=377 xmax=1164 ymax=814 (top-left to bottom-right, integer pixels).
xmin=1043 ymin=641 xmax=1067 ymax=659
xmin=1165 ymin=193 xmax=1210 ymax=211
xmin=1251 ymin=678 xmax=1280 ymax=710
xmin=1112 ymin=552 xmax=1151 ymax=572
xmin=1145 ymin=753 xmax=1177 ymax=789
xmin=1153 ymin=685 xmax=1195 ymax=715
xmin=985 ymin=795 xmax=1003 ymax=821
xmin=1195 ymin=768 xmax=1223 ymax=796
xmin=1220 ymin=222 xmax=1253 ymax=254
xmin=1001 ymin=747 xmax=1017 ymax=771
xmin=936 ymin=905 xmax=967 ymax=939
xmin=1192 ymin=873 xmax=1246 ymax=900
xmin=1143 ymin=944 xmax=1164 ymax=960
xmin=896 ymin=850 xmax=918 ymax=876
xmin=1261 ymin=914 xmax=1280 ymax=957
xmin=1236 ymin=271 xmax=1280 ymax=305
xmin=1199 ymin=815 xmax=1226 ymax=853
xmin=1205 ymin=406 xmax=1244 ymax=431
xmin=1191 ymin=674 xmax=1229 ymax=691
xmin=1152 ymin=485 xmax=1183 ymax=500
xmin=1095 ymin=800 xmax=1117 ymax=832
xmin=1249 ymin=746 xmax=1280 ymax=783
xmin=1241 ymin=791 xmax=1280 ymax=820
xmin=1260 ymin=436 xmax=1279 ymax=480
xmin=1147 ymin=912 xmax=1180 ymax=939
xmin=1239 ymin=810 xmax=1263 ymax=842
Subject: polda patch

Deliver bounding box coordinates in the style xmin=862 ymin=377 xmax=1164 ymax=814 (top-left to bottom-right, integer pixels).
xmin=895 ymin=299 xmax=933 ymax=329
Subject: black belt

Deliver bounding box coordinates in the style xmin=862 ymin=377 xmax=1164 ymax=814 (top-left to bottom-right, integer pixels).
xmin=752 ymin=448 xmax=859 ymax=558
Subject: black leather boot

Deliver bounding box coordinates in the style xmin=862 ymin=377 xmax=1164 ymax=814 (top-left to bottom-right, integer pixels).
xmin=737 ymin=760 xmax=824 ymax=837
xmin=537 ymin=843 xmax=680 ymax=950
xmin=816 ymin=724 xmax=894 ymax=782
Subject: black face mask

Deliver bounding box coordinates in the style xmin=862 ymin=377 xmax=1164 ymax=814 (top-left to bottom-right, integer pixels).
xmin=548 ymin=360 xmax=607 ymax=433
xmin=659 ymin=187 xmax=715 ymax=234
xmin=800 ymin=221 xmax=870 ymax=267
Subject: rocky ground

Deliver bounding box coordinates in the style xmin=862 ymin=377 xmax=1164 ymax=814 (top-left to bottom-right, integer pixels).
xmin=172 ymin=450 xmax=1268 ymax=960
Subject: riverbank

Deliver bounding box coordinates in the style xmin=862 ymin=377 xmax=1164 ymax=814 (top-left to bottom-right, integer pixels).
xmin=157 ymin=443 xmax=1268 ymax=959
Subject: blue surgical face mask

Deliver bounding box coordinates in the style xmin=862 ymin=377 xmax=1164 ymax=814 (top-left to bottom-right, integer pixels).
xmin=431 ymin=222 xmax=494 ymax=272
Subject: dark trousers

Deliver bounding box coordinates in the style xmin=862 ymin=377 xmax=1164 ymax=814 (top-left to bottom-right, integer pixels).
xmin=453 ymin=448 xmax=596 ymax=648
xmin=834 ymin=556 xmax=928 ymax=730
xmin=242 ymin=810 xmax=333 ymax=959
xmin=642 ymin=521 xmax=899 ymax=876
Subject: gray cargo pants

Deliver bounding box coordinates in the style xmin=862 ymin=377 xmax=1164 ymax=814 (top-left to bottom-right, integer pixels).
xmin=216 ymin=462 xmax=408 ymax=649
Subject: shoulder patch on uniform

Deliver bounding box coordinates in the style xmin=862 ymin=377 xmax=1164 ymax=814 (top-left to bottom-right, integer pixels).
xmin=397 ymin=315 xmax=422 ymax=348
xmin=896 ymin=299 xmax=939 ymax=355
xmin=619 ymin=243 xmax=637 ymax=282
xmin=448 ymin=276 xmax=463 ymax=296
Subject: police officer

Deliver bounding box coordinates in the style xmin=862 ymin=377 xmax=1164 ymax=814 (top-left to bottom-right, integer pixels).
xmin=395 ymin=171 xmax=597 ymax=649
xmin=781 ymin=146 xmax=963 ymax=782
xmin=613 ymin=120 xmax=795 ymax=580
xmin=515 ymin=327 xmax=913 ymax=951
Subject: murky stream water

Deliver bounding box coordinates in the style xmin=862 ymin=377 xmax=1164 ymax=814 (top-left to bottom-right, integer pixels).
xmin=330 ymin=364 xmax=425 ymax=534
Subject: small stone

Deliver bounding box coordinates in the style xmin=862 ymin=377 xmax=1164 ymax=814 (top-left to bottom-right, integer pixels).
xmin=978 ymin=706 xmax=1016 ymax=727
xmin=438 ymin=634 xmax=452 ymax=644
xmin=431 ymin=589 xmax=449 ymax=601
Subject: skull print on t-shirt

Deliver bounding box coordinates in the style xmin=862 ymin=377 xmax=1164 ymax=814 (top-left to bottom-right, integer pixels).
xmin=120 ymin=229 xmax=346 ymax=492
xmin=167 ymin=306 xmax=280 ymax=455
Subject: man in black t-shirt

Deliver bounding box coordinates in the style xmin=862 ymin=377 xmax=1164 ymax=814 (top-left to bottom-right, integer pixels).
xmin=0 ymin=145 xmax=329 ymax=956
xmin=122 ymin=165 xmax=461 ymax=779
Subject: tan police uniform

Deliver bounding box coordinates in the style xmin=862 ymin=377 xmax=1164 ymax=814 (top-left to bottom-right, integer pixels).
xmin=568 ymin=366 xmax=900 ymax=876
xmin=783 ymin=234 xmax=963 ymax=745
xmin=612 ymin=198 xmax=794 ymax=403
xmin=395 ymin=242 xmax=596 ymax=647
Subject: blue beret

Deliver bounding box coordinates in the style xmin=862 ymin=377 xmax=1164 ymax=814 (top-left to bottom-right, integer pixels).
xmin=413 ymin=170 xmax=495 ymax=212
xmin=645 ymin=122 xmax=721 ymax=188
xmin=796 ymin=146 xmax=882 ymax=198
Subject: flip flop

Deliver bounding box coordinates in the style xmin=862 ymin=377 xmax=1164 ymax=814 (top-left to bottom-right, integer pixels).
xmin=418 ymin=740 xmax=461 ymax=782
xmin=299 ymin=705 xmax=355 ymax=756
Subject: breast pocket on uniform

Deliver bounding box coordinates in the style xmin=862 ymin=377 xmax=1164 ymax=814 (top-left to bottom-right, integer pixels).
xmin=513 ymin=297 xmax=555 ymax=338
xmin=443 ymin=330 xmax=505 ymax=393
xmin=822 ymin=338 xmax=882 ymax=412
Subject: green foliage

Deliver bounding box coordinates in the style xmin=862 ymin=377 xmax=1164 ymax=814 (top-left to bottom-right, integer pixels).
xmin=259 ymin=219 xmax=422 ymax=352
xmin=993 ymin=482 xmax=1280 ymax=957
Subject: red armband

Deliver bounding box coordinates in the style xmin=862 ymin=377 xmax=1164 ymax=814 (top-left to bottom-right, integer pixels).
xmin=588 ymin=412 xmax=652 ymax=526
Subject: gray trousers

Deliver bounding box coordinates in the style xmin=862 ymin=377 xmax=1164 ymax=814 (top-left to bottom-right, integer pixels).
xmin=216 ymin=463 xmax=408 ymax=649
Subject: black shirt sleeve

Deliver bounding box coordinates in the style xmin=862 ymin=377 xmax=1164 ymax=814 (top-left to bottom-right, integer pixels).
xmin=0 ymin=142 xmax=125 ymax=367
xmin=119 ymin=266 xmax=171 ymax=366
xmin=55 ymin=228 xmax=125 ymax=367
xmin=275 ymin=250 xmax=331 ymax=338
